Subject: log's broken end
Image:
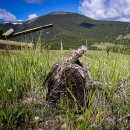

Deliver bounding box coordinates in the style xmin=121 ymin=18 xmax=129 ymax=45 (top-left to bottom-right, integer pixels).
xmin=64 ymin=45 xmax=87 ymax=65
xmin=81 ymin=45 xmax=87 ymax=52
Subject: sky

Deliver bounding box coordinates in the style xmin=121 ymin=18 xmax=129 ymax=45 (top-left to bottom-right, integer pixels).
xmin=0 ymin=0 xmax=130 ymax=23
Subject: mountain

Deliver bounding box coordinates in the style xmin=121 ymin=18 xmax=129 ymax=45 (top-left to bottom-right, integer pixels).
xmin=0 ymin=11 xmax=130 ymax=49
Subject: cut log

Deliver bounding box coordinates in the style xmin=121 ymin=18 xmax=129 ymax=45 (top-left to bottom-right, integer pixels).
xmin=2 ymin=28 xmax=14 ymax=37
xmin=7 ymin=24 xmax=53 ymax=39
xmin=44 ymin=46 xmax=88 ymax=109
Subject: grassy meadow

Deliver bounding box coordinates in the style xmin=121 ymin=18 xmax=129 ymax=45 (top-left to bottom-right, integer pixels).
xmin=0 ymin=46 xmax=130 ymax=129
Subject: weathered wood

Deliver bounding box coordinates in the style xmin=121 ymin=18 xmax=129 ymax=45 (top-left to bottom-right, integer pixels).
xmin=0 ymin=49 xmax=21 ymax=54
xmin=2 ymin=28 xmax=14 ymax=37
xmin=0 ymin=39 xmax=33 ymax=48
xmin=45 ymin=46 xmax=87 ymax=110
xmin=45 ymin=46 xmax=87 ymax=88
xmin=63 ymin=45 xmax=87 ymax=65
xmin=7 ymin=24 xmax=53 ymax=39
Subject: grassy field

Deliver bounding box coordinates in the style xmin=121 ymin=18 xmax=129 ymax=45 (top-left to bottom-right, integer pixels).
xmin=91 ymin=42 xmax=124 ymax=49
xmin=0 ymin=48 xmax=130 ymax=129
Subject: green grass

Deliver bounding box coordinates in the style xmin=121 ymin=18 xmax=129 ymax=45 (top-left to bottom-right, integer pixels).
xmin=0 ymin=48 xmax=130 ymax=129
xmin=0 ymin=48 xmax=54 ymax=129
xmin=116 ymin=33 xmax=130 ymax=40
xmin=91 ymin=42 xmax=124 ymax=49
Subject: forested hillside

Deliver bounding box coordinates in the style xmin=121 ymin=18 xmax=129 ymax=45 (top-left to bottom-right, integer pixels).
xmin=0 ymin=11 xmax=130 ymax=50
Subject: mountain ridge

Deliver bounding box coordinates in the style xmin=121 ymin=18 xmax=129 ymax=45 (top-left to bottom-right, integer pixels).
xmin=0 ymin=11 xmax=130 ymax=49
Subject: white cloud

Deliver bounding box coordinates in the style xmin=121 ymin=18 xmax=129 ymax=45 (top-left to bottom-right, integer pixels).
xmin=79 ymin=0 xmax=130 ymax=22
xmin=0 ymin=8 xmax=17 ymax=21
xmin=18 ymin=20 xmax=23 ymax=21
xmin=28 ymin=13 xmax=38 ymax=20
xmin=25 ymin=0 xmax=45 ymax=4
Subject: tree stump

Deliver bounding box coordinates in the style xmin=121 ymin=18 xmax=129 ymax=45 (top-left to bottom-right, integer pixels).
xmin=44 ymin=46 xmax=88 ymax=110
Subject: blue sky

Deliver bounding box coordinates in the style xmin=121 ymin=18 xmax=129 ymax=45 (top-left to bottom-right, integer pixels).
xmin=0 ymin=0 xmax=130 ymax=22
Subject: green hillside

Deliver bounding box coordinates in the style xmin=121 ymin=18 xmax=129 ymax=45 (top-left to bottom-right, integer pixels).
xmin=0 ymin=11 xmax=130 ymax=50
